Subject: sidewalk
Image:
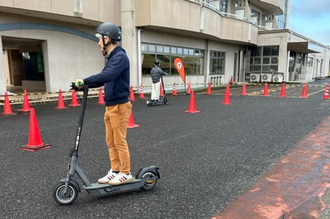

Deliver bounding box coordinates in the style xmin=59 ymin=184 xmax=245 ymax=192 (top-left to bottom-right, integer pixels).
xmin=0 ymin=84 xmax=211 ymax=106
xmin=0 ymin=89 xmax=101 ymax=106
xmin=1 ymin=81 xmax=327 ymax=106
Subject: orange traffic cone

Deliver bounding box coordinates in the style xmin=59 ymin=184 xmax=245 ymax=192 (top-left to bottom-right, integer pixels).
xmin=279 ymin=83 xmax=286 ymax=98
xmin=262 ymin=83 xmax=269 ymax=96
xmin=206 ymin=83 xmax=212 ymax=95
xmin=185 ymin=90 xmax=200 ymax=113
xmin=127 ymin=110 xmax=140 ymax=128
xmin=129 ymin=86 xmax=135 ymax=101
xmin=186 ymin=82 xmax=191 ymax=95
xmin=241 ymin=83 xmax=247 ymax=96
xmin=139 ymin=84 xmax=145 ymax=99
xmin=160 ymin=83 xmax=164 ymax=97
xmin=172 ymin=83 xmax=178 ymax=96
xmin=1 ymin=92 xmax=17 ymax=116
xmin=97 ymin=87 xmax=105 ymax=105
xmin=323 ymin=84 xmax=329 ymax=100
xmin=20 ymin=108 xmax=51 ymax=151
xmin=55 ymin=89 xmax=67 ymax=109
xmin=301 ymin=83 xmax=308 ymax=98
xmin=18 ymin=89 xmax=31 ymax=112
xmin=69 ymin=90 xmax=81 ymax=107
xmin=230 ymin=76 xmax=234 ymax=85
xmin=222 ymin=83 xmax=231 ymax=105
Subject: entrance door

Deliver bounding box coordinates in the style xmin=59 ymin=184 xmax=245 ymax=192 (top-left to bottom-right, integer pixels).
xmin=2 ymin=36 xmax=46 ymax=93
xmin=234 ymin=53 xmax=238 ymax=83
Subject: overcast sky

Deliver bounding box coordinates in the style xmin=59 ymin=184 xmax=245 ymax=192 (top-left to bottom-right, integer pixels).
xmin=289 ymin=0 xmax=330 ymax=45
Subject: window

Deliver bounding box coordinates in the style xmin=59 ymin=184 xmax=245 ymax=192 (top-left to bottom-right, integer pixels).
xmin=235 ymin=0 xmax=245 ymax=7
xmin=251 ymin=9 xmax=260 ymax=25
xmin=156 ymin=45 xmax=163 ymax=53
xmin=204 ymin=0 xmax=227 ymax=12
xmin=210 ymin=51 xmax=226 ymax=75
xmin=141 ymin=43 xmax=204 ymax=76
xmin=307 ymin=57 xmax=313 ymax=67
xmin=249 ymin=46 xmax=279 ymax=73
xmin=263 ymin=46 xmax=279 ymax=56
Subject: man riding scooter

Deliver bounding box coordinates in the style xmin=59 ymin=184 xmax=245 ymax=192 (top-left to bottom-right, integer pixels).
xmin=150 ymin=60 xmax=168 ymax=102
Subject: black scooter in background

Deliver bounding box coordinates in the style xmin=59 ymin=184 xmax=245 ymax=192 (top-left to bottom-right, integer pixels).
xmin=146 ymin=74 xmax=168 ymax=106
xmin=53 ymin=83 xmax=160 ymax=205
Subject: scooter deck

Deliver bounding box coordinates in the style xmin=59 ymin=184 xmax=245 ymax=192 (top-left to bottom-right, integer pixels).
xmin=83 ymin=178 xmax=142 ymax=190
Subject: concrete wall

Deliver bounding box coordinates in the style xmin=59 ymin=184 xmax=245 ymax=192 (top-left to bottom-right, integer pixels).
xmin=258 ymin=31 xmax=289 ymax=76
xmin=0 ymin=14 xmax=104 ymax=93
xmin=136 ymin=0 xmax=259 ymax=45
xmin=208 ymin=41 xmax=245 ymax=83
xmin=0 ymin=0 xmax=121 ymax=24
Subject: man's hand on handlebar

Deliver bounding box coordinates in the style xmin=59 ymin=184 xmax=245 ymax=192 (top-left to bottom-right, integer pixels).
xmin=75 ymin=79 xmax=84 ymax=88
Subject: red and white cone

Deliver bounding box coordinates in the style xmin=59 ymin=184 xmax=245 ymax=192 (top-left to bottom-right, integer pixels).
xmin=323 ymin=84 xmax=329 ymax=100
xmin=262 ymin=83 xmax=269 ymax=97
xmin=69 ymin=90 xmax=81 ymax=107
xmin=185 ymin=90 xmax=200 ymax=113
xmin=186 ymin=82 xmax=191 ymax=95
xmin=160 ymin=83 xmax=164 ymax=97
xmin=222 ymin=83 xmax=231 ymax=105
xmin=172 ymin=83 xmax=178 ymax=96
xmin=206 ymin=83 xmax=212 ymax=95
xmin=301 ymin=83 xmax=308 ymax=98
xmin=127 ymin=110 xmax=140 ymax=128
xmin=20 ymin=108 xmax=51 ymax=151
xmin=139 ymin=84 xmax=145 ymax=99
xmin=55 ymin=89 xmax=68 ymax=109
xmin=1 ymin=92 xmax=17 ymax=116
xmin=97 ymin=87 xmax=105 ymax=105
xmin=18 ymin=89 xmax=31 ymax=112
xmin=129 ymin=86 xmax=136 ymax=101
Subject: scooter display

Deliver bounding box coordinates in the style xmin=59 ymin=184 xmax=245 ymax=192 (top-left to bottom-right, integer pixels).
xmin=146 ymin=74 xmax=168 ymax=106
xmin=53 ymin=83 xmax=160 ymax=205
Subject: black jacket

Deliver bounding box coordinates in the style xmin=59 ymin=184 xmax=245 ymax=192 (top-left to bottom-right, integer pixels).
xmin=150 ymin=65 xmax=166 ymax=83
xmin=83 ymin=46 xmax=130 ymax=106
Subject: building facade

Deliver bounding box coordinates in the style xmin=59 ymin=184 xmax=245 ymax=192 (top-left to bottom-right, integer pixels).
xmin=0 ymin=0 xmax=329 ymax=94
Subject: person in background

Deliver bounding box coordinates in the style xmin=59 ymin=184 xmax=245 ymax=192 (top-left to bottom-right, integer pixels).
xmin=150 ymin=60 xmax=167 ymax=102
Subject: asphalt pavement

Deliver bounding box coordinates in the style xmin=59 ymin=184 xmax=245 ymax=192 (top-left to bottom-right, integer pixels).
xmin=0 ymin=79 xmax=329 ymax=218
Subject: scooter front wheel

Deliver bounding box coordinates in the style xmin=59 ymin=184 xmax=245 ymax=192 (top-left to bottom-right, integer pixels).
xmin=53 ymin=182 xmax=78 ymax=205
xmin=163 ymin=96 xmax=168 ymax=105
xmin=140 ymin=172 xmax=158 ymax=191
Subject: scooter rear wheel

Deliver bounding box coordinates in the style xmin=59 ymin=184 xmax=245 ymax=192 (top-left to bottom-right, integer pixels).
xmin=53 ymin=182 xmax=78 ymax=205
xmin=141 ymin=172 xmax=158 ymax=191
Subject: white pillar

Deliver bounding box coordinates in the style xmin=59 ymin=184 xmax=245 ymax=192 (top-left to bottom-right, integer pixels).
xmin=286 ymin=50 xmax=290 ymax=82
xmin=121 ymin=0 xmax=138 ymax=88
xmin=0 ymin=37 xmax=6 ymax=94
xmin=137 ymin=29 xmax=142 ymax=87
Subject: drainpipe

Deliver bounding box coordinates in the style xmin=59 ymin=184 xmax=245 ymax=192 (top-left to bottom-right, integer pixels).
xmin=284 ymin=0 xmax=290 ymax=29
xmin=137 ymin=28 xmax=142 ymax=87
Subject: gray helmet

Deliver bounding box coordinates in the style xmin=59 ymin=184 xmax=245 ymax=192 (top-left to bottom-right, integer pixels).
xmin=95 ymin=22 xmax=121 ymax=42
xmin=154 ymin=60 xmax=160 ymax=66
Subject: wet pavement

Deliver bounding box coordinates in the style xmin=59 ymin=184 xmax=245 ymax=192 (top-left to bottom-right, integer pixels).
xmin=0 ymin=79 xmax=329 ymax=218
xmin=213 ymin=116 xmax=330 ymax=218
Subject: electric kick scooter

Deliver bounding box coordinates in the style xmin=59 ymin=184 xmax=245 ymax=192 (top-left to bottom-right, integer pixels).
xmin=146 ymin=74 xmax=168 ymax=106
xmin=53 ymin=83 xmax=160 ymax=205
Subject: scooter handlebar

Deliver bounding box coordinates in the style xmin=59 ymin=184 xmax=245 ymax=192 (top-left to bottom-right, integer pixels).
xmin=70 ymin=82 xmax=88 ymax=92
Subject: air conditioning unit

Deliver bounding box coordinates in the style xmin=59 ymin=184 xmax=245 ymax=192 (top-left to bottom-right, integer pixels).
xmin=250 ymin=73 xmax=260 ymax=83
xmin=261 ymin=73 xmax=272 ymax=83
xmin=273 ymin=73 xmax=284 ymax=83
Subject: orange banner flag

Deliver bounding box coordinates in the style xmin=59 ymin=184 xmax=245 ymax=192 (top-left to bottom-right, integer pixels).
xmin=174 ymin=57 xmax=186 ymax=83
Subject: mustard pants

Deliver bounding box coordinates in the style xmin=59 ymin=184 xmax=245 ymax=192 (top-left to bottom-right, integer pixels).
xmin=104 ymin=101 xmax=132 ymax=174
